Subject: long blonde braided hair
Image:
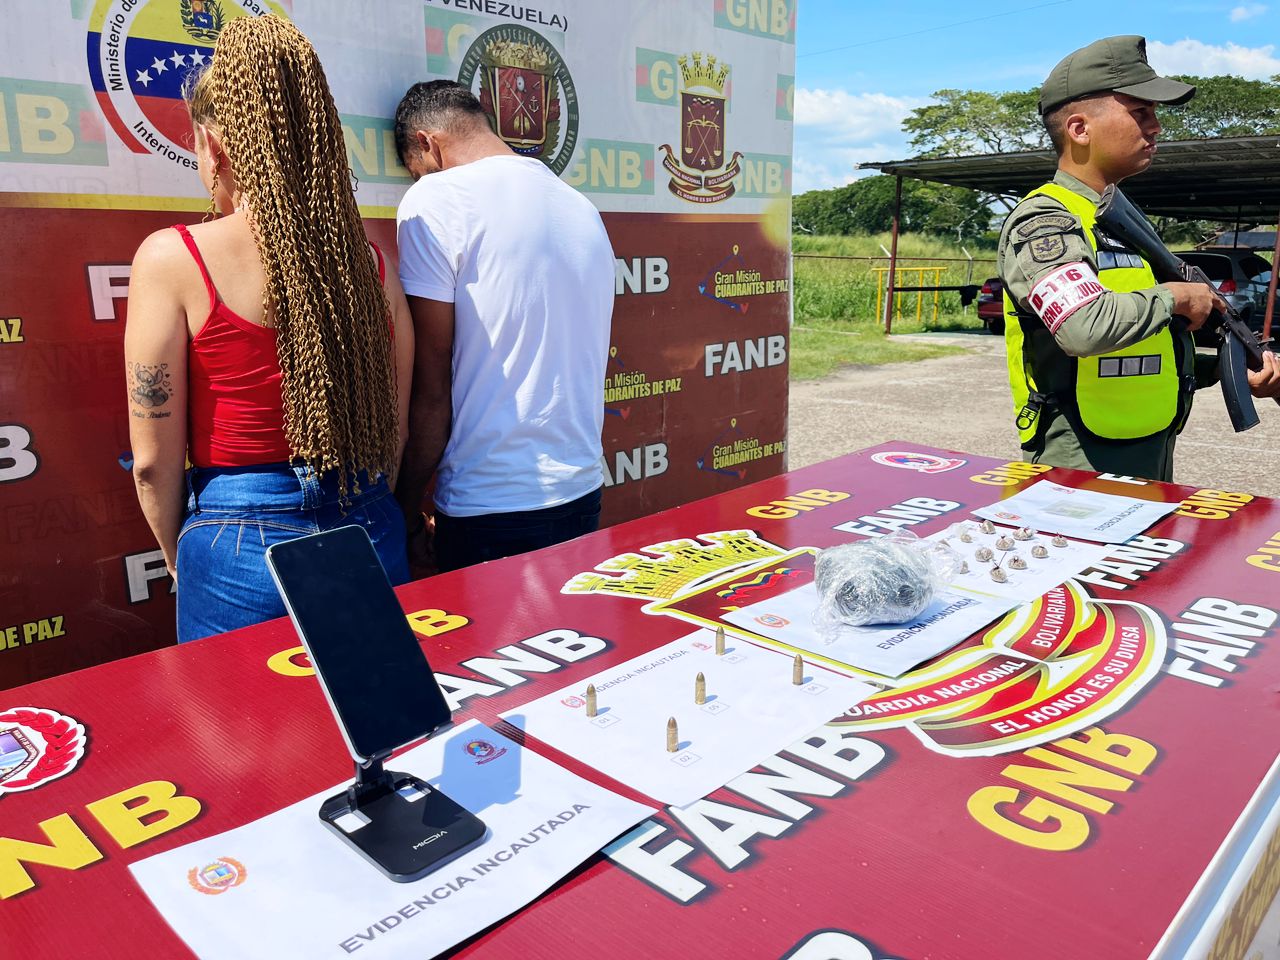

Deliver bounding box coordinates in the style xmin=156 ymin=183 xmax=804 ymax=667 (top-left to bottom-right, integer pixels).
xmin=186 ymin=15 xmax=397 ymax=494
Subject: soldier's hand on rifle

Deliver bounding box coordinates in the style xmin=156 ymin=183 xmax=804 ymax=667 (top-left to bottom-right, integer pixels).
xmin=1164 ymin=282 xmax=1227 ymax=331
xmin=1247 ymin=350 xmax=1280 ymax=399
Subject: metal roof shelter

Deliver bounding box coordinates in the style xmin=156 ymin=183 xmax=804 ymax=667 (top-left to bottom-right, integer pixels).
xmin=861 ymin=136 xmax=1280 ymax=221
xmin=857 ymin=135 xmax=1280 ymax=334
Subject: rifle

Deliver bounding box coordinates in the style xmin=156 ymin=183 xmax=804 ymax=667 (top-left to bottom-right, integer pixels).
xmin=1095 ymin=184 xmax=1276 ymax=433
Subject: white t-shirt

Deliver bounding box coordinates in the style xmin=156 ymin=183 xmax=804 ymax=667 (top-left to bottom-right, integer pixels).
xmin=396 ymin=155 xmax=614 ymax=517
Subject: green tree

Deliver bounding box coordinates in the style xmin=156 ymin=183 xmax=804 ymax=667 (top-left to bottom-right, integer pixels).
xmin=1157 ymin=75 xmax=1280 ymax=139
xmin=901 ymin=76 xmax=1280 ymax=160
xmin=895 ymin=75 xmax=1280 ymax=225
xmin=902 ymin=89 xmax=1045 ymax=158
xmin=792 ymin=176 xmax=991 ymax=240
xmin=792 ymin=183 xmax=859 ymax=235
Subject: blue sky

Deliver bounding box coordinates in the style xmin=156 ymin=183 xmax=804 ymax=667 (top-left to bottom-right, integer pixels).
xmin=793 ymin=0 xmax=1280 ymax=192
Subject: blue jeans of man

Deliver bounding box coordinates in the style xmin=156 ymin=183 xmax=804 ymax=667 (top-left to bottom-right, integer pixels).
xmin=176 ymin=463 xmax=409 ymax=643
xmin=433 ymin=487 xmax=602 ymax=573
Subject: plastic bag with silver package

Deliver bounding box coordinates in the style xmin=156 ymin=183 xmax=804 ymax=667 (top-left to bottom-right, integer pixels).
xmin=813 ymin=533 xmax=962 ymax=632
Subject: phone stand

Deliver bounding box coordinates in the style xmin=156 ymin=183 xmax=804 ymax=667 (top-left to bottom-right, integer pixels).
xmin=319 ymin=755 xmax=487 ymax=883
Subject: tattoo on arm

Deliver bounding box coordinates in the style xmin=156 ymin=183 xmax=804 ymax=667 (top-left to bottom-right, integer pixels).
xmin=127 ymin=362 xmax=172 ymax=409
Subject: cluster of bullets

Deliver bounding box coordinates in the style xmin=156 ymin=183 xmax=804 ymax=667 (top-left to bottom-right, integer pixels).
xmin=583 ymin=626 xmax=810 ymax=753
xmin=946 ymin=520 xmax=1070 ymax=583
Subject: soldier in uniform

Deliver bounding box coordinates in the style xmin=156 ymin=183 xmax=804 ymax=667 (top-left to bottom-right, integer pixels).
xmin=998 ymin=35 xmax=1280 ymax=481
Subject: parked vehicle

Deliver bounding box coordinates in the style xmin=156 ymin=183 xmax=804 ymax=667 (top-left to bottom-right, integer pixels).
xmin=1175 ymin=250 xmax=1273 ymax=339
xmin=977 ymin=277 xmax=1004 ymax=334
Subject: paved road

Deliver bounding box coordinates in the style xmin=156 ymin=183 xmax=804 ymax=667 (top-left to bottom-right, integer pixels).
xmin=788 ymin=331 xmax=1280 ymax=499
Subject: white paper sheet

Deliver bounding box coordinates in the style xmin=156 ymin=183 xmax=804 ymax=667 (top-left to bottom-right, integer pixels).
xmin=972 ymin=479 xmax=1178 ymax=544
xmin=129 ymin=721 xmax=652 ymax=960
xmin=931 ymin=523 xmax=1113 ymax=602
xmin=501 ymin=635 xmax=875 ymax=807
xmin=724 ymin=582 xmax=1012 ymax=678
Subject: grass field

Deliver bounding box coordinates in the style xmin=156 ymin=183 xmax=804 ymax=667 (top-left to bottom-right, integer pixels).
xmin=791 ymin=232 xmax=999 ymax=380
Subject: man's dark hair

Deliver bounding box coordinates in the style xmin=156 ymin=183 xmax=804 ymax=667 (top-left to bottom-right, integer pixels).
xmin=393 ymin=80 xmax=488 ymax=164
xmin=1042 ymin=93 xmax=1106 ymax=155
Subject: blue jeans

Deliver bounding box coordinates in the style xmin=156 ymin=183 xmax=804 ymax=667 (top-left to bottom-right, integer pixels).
xmin=176 ymin=463 xmax=408 ymax=643
xmin=433 ymin=487 xmax=602 ymax=573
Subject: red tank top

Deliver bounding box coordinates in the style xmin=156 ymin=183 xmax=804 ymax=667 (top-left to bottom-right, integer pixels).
xmin=176 ymin=224 xmax=386 ymax=468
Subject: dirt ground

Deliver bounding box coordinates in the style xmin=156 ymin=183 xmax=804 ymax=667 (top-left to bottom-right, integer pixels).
xmin=787 ymin=331 xmax=1280 ymax=499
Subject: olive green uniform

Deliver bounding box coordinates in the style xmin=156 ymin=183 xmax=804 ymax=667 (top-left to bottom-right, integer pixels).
xmin=997 ymin=170 xmax=1214 ymax=480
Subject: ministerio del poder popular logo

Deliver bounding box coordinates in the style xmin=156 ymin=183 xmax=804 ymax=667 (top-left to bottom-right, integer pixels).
xmin=457 ymin=24 xmax=579 ymax=175
xmin=87 ymin=0 xmax=287 ymax=167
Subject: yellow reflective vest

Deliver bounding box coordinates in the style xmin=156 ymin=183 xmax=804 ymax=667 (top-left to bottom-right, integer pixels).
xmin=1004 ymin=182 xmax=1181 ymax=444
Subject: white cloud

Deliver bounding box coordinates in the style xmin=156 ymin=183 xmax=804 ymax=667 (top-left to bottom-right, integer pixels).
xmin=1148 ymin=38 xmax=1280 ymax=78
xmin=792 ymin=156 xmax=852 ymax=193
xmin=792 ymin=87 xmax=925 ymax=192
xmin=795 ymin=88 xmax=925 ymax=140
xmin=1230 ymin=3 xmax=1267 ymax=22
xmin=791 ymin=145 xmax=906 ymax=193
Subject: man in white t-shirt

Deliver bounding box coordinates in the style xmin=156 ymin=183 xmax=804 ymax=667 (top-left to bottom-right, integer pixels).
xmin=392 ymin=80 xmax=614 ymax=573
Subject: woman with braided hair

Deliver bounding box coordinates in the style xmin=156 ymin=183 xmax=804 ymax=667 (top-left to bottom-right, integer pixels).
xmin=124 ymin=15 xmax=413 ymax=643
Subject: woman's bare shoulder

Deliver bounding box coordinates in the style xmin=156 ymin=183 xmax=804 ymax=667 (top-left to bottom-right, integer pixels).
xmin=132 ymin=224 xmax=190 ymax=268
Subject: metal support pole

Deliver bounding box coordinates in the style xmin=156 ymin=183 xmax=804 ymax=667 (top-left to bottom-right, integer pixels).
xmin=884 ymin=175 xmax=902 ymax=334
xmin=1264 ymin=205 xmax=1280 ymax=343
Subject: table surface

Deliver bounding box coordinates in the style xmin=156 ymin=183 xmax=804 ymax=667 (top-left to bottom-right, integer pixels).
xmin=6 ymin=442 xmax=1280 ymax=960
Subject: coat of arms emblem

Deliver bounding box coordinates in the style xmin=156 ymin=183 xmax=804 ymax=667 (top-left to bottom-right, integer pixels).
xmin=187 ymin=857 xmax=247 ymax=895
xmin=0 ymin=707 xmax=87 ymax=795
xmin=180 ymin=0 xmax=225 ymax=43
xmin=480 ymin=39 xmax=558 ymax=155
xmin=0 ymin=728 xmax=37 ymax=784
xmin=458 ymin=24 xmax=580 ymax=175
xmin=661 ymin=53 xmax=743 ymax=204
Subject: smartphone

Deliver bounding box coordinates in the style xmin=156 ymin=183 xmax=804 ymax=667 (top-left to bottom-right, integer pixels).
xmin=266 ymin=525 xmax=452 ymax=763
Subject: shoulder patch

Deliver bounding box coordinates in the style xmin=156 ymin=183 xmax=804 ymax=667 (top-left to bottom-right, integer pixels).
xmin=1014 ymin=213 xmax=1077 ymax=240
xmin=1028 ymin=234 xmax=1067 ymax=263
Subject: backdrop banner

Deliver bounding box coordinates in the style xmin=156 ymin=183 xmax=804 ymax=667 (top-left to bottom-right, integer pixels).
xmin=0 ymin=0 xmax=797 ymax=686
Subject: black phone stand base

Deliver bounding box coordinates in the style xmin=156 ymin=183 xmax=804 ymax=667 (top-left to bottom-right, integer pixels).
xmin=319 ymin=756 xmax=487 ymax=883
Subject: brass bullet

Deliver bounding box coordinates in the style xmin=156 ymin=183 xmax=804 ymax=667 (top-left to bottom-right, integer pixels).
xmin=792 ymin=653 xmax=804 ymax=686
xmin=715 ymin=625 xmax=726 ymax=656
xmin=695 ymin=672 xmax=707 ymax=705
xmin=585 ymin=683 xmax=597 ymax=718
xmin=666 ymin=716 xmax=679 ymax=753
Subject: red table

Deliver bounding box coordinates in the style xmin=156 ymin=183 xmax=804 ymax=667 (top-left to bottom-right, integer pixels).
xmin=5 ymin=443 xmax=1280 ymax=959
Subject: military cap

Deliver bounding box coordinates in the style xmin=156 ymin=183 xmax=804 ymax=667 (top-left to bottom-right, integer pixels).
xmin=1038 ymin=36 xmax=1196 ymax=115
